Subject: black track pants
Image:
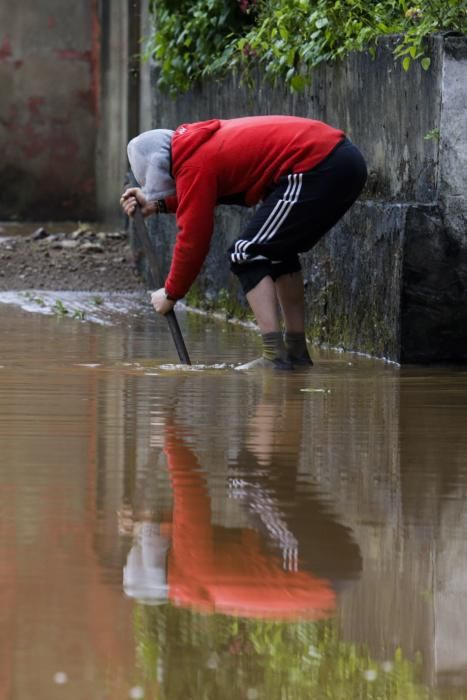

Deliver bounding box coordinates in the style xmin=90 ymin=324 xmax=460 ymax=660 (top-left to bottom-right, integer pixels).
xmin=229 ymin=138 xmax=367 ymax=294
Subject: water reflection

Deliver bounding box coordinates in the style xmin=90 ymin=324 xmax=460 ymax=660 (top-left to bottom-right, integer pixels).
xmin=120 ymin=382 xmax=365 ymax=699
xmin=2 ymin=304 xmax=467 ymax=698
xmin=114 ymin=363 xmax=467 ymax=699
xmin=400 ymin=370 xmax=467 ymax=690
xmin=122 ymin=402 xmax=361 ymax=619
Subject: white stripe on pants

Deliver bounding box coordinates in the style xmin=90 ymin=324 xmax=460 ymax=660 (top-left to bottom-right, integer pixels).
xmin=231 ymin=173 xmax=303 ymax=264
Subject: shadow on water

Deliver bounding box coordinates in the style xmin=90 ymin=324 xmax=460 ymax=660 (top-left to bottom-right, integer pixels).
xmin=1 ymin=299 xmax=467 ymax=698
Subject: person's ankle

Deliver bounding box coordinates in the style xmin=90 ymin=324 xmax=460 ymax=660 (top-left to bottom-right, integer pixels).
xmin=285 ymin=332 xmax=313 ymax=366
xmin=262 ymin=331 xmax=286 ymax=362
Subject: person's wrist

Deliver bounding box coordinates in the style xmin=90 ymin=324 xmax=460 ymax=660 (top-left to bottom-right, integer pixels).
xmin=164 ymin=289 xmax=178 ymax=302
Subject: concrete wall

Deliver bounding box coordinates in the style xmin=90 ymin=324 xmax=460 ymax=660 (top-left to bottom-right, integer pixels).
xmin=0 ymin=0 xmax=100 ymax=220
xmin=96 ymin=0 xmax=153 ymax=223
xmin=95 ymin=0 xmax=129 ymax=223
xmin=0 ymin=1 xmax=149 ymax=223
xmin=141 ymin=35 xmax=466 ymax=363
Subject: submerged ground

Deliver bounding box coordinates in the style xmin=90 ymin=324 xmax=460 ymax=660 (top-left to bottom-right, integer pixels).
xmin=2 ymin=222 xmax=467 ymax=700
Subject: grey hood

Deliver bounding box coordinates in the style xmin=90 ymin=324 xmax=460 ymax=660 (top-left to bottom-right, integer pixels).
xmin=127 ymin=129 xmax=176 ymax=200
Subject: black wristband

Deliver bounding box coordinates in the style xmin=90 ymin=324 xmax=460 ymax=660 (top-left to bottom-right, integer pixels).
xmin=157 ymin=199 xmax=168 ymax=213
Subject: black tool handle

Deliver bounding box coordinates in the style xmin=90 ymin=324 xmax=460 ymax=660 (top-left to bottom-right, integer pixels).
xmin=165 ymin=310 xmax=191 ymax=365
xmin=133 ymin=206 xmax=191 ymax=365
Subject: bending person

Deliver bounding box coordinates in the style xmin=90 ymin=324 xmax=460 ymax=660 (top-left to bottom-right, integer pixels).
xmin=121 ymin=116 xmax=367 ymax=369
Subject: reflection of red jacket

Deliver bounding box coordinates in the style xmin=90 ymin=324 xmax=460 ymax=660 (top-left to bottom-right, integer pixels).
xmin=164 ymin=429 xmax=335 ymax=620
xmin=164 ymin=116 xmax=345 ymax=299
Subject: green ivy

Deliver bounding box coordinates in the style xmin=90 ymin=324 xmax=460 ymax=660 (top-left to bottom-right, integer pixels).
xmin=392 ymin=0 xmax=465 ymax=71
xmin=147 ymin=0 xmax=256 ymax=94
xmin=147 ymin=0 xmax=466 ymax=94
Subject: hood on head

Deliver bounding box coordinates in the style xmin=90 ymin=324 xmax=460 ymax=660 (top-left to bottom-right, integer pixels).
xmin=127 ymin=129 xmax=176 ymax=200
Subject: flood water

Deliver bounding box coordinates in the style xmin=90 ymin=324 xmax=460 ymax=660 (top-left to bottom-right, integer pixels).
xmin=1 ymin=295 xmax=467 ymax=700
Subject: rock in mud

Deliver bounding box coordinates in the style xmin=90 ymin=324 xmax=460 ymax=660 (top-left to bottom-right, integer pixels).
xmin=80 ymin=242 xmax=104 ymax=254
xmin=31 ymin=227 xmax=48 ymax=240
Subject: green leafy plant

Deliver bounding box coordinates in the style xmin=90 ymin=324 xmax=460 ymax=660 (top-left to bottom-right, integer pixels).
xmin=424 ymin=127 xmax=441 ymax=141
xmin=394 ymin=0 xmax=464 ymax=70
xmin=53 ymin=299 xmax=69 ymax=317
xmin=147 ymin=0 xmax=466 ymax=93
xmin=23 ymin=292 xmax=46 ymax=307
xmin=72 ymin=309 xmax=86 ymax=321
xmin=147 ymin=0 xmax=256 ymax=94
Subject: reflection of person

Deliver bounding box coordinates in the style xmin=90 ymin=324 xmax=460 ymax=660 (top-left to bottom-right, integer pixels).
xmin=123 ymin=387 xmax=361 ymax=617
xmin=123 ymin=420 xmax=335 ymax=619
xmin=231 ymin=378 xmax=362 ymax=586
xmin=121 ymin=116 xmax=367 ymax=369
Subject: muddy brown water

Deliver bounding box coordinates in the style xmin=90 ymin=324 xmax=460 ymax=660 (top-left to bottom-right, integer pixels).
xmin=1 ymin=297 xmax=467 ymax=700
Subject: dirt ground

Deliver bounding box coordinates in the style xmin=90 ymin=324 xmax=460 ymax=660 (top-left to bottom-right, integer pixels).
xmin=0 ymin=221 xmax=145 ymax=292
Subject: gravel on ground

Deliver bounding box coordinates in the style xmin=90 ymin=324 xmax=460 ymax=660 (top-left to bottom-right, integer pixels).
xmin=0 ymin=221 xmax=145 ymax=292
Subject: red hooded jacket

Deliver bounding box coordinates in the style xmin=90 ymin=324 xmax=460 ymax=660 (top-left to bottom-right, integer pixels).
xmin=164 ymin=116 xmax=345 ymax=300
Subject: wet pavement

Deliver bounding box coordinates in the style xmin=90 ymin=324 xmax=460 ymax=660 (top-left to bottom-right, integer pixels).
xmin=1 ymin=295 xmax=467 ymax=699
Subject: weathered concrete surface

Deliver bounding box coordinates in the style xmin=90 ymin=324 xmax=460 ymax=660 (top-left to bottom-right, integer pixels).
xmin=399 ymin=36 xmax=467 ymax=363
xmin=401 ymin=205 xmax=467 ymax=362
xmin=438 ymin=38 xmax=467 ymax=267
xmin=302 ymin=203 xmax=405 ymax=360
xmin=0 ymin=1 xmax=100 ymax=219
xmin=96 ymin=0 xmax=154 ymax=223
xmin=95 ymin=0 xmax=129 ymax=224
xmin=141 ymin=35 xmax=466 ymax=363
xmin=0 ymin=1 xmax=149 ymax=223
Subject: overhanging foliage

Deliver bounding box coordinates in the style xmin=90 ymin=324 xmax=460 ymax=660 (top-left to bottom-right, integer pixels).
xmin=147 ymin=0 xmax=466 ymax=94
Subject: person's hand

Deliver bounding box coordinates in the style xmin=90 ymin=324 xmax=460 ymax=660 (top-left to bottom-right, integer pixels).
xmin=151 ymin=288 xmax=176 ymax=315
xmin=120 ymin=187 xmax=159 ymax=218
